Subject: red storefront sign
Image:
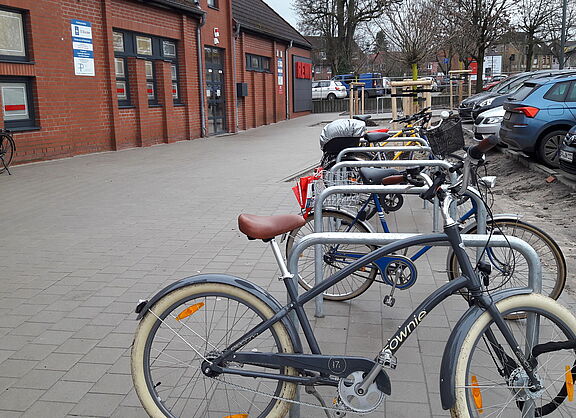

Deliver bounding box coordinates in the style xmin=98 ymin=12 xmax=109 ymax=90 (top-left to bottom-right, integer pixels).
xmin=296 ymin=61 xmax=312 ymax=79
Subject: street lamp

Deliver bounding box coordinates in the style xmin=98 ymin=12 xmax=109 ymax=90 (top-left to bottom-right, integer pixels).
xmin=560 ymin=0 xmax=567 ymax=69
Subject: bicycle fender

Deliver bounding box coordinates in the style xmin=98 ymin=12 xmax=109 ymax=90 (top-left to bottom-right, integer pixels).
xmin=439 ymin=287 xmax=533 ymax=411
xmin=134 ymin=273 xmax=303 ymax=353
xmin=459 ymin=214 xmax=522 ymax=234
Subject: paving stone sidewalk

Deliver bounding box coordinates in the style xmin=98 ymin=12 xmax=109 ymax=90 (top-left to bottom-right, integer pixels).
xmin=0 ymin=114 xmax=573 ymax=417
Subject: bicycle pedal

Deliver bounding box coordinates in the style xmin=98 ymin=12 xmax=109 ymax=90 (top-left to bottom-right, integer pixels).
xmin=383 ymin=295 xmax=395 ymax=307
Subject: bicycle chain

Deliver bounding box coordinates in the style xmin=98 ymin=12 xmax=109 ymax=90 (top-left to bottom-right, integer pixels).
xmin=209 ymin=374 xmax=373 ymax=415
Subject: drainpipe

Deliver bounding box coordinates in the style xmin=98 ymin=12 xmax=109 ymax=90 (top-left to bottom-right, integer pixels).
xmin=197 ymin=14 xmax=207 ymax=137
xmin=285 ymin=40 xmax=293 ymax=119
xmin=232 ymin=21 xmax=241 ymax=131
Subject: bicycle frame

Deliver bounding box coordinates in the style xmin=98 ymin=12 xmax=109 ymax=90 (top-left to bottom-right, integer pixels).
xmin=209 ymin=224 xmax=540 ymax=396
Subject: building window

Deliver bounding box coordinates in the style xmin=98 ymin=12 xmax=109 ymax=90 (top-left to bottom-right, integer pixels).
xmin=0 ymin=8 xmax=27 ymax=61
xmin=0 ymin=77 xmax=36 ymax=130
xmin=246 ymin=54 xmax=271 ymax=72
xmin=113 ymin=30 xmax=179 ymax=106
xmin=208 ymin=0 xmax=219 ymax=8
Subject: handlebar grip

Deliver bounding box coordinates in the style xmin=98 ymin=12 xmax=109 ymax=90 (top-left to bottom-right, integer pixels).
xmin=468 ymin=135 xmax=499 ymax=160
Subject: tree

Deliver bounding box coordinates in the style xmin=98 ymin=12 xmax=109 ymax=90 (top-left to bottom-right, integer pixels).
xmin=378 ymin=0 xmax=442 ymax=79
xmin=515 ymin=0 xmax=556 ymax=71
xmin=294 ymin=0 xmax=395 ymax=74
xmin=444 ymin=0 xmax=512 ymax=92
xmin=542 ymin=0 xmax=576 ymax=68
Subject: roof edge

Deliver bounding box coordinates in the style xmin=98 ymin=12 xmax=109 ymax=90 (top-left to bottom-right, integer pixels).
xmin=253 ymin=1 xmax=311 ymax=47
xmin=143 ymin=0 xmax=205 ymax=17
xmin=237 ymin=22 xmax=311 ymax=50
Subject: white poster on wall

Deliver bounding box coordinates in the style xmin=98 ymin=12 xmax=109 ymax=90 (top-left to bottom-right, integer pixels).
xmin=71 ymin=19 xmax=95 ymax=76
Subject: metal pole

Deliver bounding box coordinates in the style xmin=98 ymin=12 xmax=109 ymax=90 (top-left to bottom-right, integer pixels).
xmin=335 ymin=145 xmax=432 ymax=163
xmin=560 ymin=0 xmax=568 ymax=69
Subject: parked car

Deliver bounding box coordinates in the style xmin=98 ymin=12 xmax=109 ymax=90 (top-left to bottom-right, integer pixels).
xmin=473 ymin=106 xmax=505 ymax=140
xmin=332 ymin=73 xmax=384 ymax=97
xmin=559 ymin=125 xmax=576 ymax=175
xmin=312 ymin=80 xmax=347 ymax=100
xmin=500 ymin=75 xmax=576 ymax=167
xmin=483 ymin=78 xmax=506 ymax=91
xmin=383 ymin=77 xmax=391 ymax=94
xmin=471 ymin=69 xmax=576 ymax=120
xmin=459 ymin=70 xmax=561 ymax=120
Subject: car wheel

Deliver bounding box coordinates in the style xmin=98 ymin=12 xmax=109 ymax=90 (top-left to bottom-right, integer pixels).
xmin=327 ymin=93 xmax=336 ymax=100
xmin=537 ymin=130 xmax=566 ymax=168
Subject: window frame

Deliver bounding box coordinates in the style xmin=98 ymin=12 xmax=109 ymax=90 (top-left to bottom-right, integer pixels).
xmin=0 ymin=76 xmax=37 ymax=131
xmin=246 ymin=53 xmax=271 ymax=73
xmin=113 ymin=30 xmax=180 ymax=107
xmin=0 ymin=6 xmax=29 ymax=63
xmin=207 ymin=0 xmax=219 ymax=9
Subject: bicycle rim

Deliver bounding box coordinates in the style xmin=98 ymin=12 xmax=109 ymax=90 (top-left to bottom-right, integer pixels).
xmin=453 ymin=294 xmax=576 ymax=418
xmin=132 ymin=284 xmax=296 ymax=418
xmin=448 ymin=220 xmax=566 ymax=299
xmin=0 ymin=136 xmax=14 ymax=174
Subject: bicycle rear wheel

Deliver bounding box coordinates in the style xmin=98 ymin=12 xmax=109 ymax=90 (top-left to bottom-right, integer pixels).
xmin=285 ymin=209 xmax=377 ymax=301
xmin=0 ymin=134 xmax=15 ymax=174
xmin=447 ymin=219 xmax=566 ymax=300
xmin=451 ymin=293 xmax=576 ymax=417
xmin=132 ymin=283 xmax=297 ymax=418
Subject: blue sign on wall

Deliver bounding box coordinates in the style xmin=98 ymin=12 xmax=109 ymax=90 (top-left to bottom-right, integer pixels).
xmin=71 ymin=19 xmax=95 ymax=76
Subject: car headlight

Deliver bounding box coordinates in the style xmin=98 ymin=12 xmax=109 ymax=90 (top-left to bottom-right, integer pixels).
xmin=478 ymin=98 xmax=495 ymax=107
xmin=564 ymin=133 xmax=576 ymax=146
xmin=484 ymin=116 xmax=503 ymax=124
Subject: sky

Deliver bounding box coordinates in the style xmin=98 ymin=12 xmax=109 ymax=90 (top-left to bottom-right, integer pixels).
xmin=263 ymin=0 xmax=299 ymax=28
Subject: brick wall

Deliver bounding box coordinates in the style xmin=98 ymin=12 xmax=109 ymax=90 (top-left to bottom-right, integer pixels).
xmin=0 ymin=0 xmax=311 ymax=165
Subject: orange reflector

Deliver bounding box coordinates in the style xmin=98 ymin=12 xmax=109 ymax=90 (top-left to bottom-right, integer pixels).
xmin=223 ymin=415 xmax=248 ymax=418
xmin=471 ymin=375 xmax=483 ymax=414
xmin=176 ymin=302 xmax=204 ymax=321
xmin=566 ymin=366 xmax=574 ymax=402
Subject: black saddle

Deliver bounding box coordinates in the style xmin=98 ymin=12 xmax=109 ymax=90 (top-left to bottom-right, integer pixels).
xmin=364 ymin=131 xmax=391 ymax=143
xmin=359 ymin=168 xmax=402 ymax=185
xmin=352 ymin=115 xmax=372 ymax=122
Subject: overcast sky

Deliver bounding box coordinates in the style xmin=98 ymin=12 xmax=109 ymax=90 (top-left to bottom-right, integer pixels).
xmin=263 ymin=0 xmax=299 ymax=28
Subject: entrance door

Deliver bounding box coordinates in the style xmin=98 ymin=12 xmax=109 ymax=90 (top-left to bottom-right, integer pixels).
xmin=205 ymin=46 xmax=227 ymax=135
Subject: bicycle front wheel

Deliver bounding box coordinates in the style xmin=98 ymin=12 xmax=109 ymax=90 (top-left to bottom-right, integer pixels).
xmin=447 ymin=219 xmax=566 ymax=299
xmin=132 ymin=282 xmax=297 ymax=418
xmin=452 ymin=293 xmax=576 ymax=417
xmin=0 ymin=135 xmax=15 ymax=174
xmin=285 ymin=209 xmax=377 ymax=301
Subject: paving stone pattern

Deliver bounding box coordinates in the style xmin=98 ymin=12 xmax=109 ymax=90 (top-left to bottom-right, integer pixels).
xmin=0 ymin=114 xmax=573 ymax=417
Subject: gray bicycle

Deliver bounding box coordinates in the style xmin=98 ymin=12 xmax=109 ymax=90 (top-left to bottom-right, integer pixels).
xmin=131 ymin=137 xmax=576 ymax=418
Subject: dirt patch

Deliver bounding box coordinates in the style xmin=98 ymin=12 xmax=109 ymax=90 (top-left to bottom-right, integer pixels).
xmin=483 ymin=149 xmax=576 ymax=294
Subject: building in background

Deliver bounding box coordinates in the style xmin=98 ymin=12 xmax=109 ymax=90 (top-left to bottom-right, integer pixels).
xmin=0 ymin=0 xmax=311 ymax=164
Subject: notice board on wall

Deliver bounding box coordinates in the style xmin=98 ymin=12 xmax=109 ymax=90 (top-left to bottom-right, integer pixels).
xmin=292 ymin=55 xmax=312 ymax=113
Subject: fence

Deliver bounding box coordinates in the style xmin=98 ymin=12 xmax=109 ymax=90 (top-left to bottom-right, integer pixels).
xmin=312 ymin=94 xmax=454 ymax=114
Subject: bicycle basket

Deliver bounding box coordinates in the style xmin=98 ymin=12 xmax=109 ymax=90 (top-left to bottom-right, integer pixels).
xmin=425 ymin=116 xmax=465 ymax=157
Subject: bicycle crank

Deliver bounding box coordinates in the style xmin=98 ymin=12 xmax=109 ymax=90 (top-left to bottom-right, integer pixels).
xmin=338 ymin=371 xmax=384 ymax=413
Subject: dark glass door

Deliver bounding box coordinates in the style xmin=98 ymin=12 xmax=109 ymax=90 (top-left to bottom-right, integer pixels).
xmin=205 ymin=46 xmax=227 ymax=135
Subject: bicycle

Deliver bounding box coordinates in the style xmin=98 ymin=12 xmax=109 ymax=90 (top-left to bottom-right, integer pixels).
xmin=0 ymin=129 xmax=15 ymax=175
xmin=131 ymin=137 xmax=576 ymax=417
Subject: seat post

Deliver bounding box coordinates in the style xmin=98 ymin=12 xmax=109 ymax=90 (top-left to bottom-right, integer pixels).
xmin=269 ymin=239 xmax=292 ymax=279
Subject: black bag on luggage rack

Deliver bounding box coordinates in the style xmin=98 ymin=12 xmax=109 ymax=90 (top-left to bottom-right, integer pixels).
xmin=319 ymin=119 xmax=366 ymax=169
xmin=425 ymin=115 xmax=465 ymax=157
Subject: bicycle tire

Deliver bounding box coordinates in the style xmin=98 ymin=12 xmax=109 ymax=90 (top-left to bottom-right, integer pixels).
xmin=132 ymin=283 xmax=297 ymax=418
xmin=451 ymin=293 xmax=576 ymax=417
xmin=285 ymin=209 xmax=377 ymax=301
xmin=0 ymin=134 xmax=15 ymax=174
xmin=446 ymin=219 xmax=566 ymax=300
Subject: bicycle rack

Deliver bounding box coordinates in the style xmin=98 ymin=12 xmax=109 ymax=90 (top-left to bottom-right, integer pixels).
xmin=287 ymin=232 xmax=542 ymax=418
xmin=335 ymin=145 xmax=432 ymax=164
xmin=312 ymin=181 xmax=489 ymax=318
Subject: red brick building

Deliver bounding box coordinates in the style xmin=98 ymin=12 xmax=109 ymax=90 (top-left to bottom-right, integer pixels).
xmin=0 ymin=0 xmax=312 ymax=164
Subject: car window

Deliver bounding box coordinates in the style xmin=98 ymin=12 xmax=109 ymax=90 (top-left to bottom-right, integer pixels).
xmin=320 ymin=81 xmax=330 ymax=87
xmin=509 ymin=84 xmax=537 ymax=101
xmin=312 ymin=82 xmax=319 ymax=88
xmin=544 ymin=81 xmax=571 ymax=102
xmin=565 ymin=82 xmax=576 ymax=102
xmin=335 ymin=81 xmax=344 ymax=86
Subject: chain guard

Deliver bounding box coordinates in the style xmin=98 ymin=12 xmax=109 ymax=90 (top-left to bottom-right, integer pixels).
xmin=338 ymin=371 xmax=384 ymax=413
xmin=373 ymin=255 xmax=417 ymax=289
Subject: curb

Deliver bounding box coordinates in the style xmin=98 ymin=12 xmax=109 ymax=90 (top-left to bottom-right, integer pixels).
xmin=499 ymin=148 xmax=576 ymax=191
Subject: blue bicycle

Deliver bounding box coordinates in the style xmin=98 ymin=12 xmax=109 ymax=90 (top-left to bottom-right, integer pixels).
xmin=285 ymin=167 xmax=566 ymax=303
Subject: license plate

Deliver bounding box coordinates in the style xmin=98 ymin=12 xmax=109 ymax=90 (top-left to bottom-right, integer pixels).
xmin=560 ymin=150 xmax=574 ymax=163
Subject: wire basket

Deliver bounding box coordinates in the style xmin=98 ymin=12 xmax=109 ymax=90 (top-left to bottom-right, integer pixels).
xmin=425 ymin=116 xmax=465 ymax=157
xmin=311 ymin=169 xmax=367 ymax=209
